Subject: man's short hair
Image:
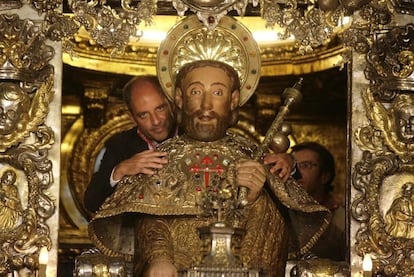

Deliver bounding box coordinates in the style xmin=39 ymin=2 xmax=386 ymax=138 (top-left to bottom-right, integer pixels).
xmin=122 ymin=76 xmax=164 ymax=112
xmin=292 ymin=141 xmax=336 ymax=191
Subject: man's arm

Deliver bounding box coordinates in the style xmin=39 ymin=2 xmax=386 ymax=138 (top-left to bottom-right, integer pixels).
xmin=84 ymin=137 xmax=169 ymax=213
xmin=84 ymin=129 xmax=144 ymax=213
xmin=112 ymin=150 xmax=169 ymax=180
xmin=84 ymin=146 xmax=125 ymax=213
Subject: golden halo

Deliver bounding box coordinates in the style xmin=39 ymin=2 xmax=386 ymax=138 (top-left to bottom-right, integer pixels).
xmin=157 ymin=15 xmax=261 ymax=106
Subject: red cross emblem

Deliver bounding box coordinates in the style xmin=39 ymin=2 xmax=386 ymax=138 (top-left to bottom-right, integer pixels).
xmin=190 ymin=155 xmax=224 ymax=187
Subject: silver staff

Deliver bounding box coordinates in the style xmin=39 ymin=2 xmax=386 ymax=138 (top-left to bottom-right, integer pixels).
xmin=238 ymin=77 xmax=303 ymax=206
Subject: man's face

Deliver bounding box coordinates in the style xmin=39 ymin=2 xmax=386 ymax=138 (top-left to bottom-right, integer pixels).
xmin=129 ymin=82 xmax=173 ymax=142
xmin=176 ymin=66 xmax=239 ymax=142
xmin=293 ymin=149 xmax=328 ymax=197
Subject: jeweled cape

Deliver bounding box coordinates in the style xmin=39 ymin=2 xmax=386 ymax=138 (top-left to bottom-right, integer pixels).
xmin=89 ymin=132 xmax=331 ymax=276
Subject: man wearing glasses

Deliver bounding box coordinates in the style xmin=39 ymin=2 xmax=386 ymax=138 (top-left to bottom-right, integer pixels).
xmin=291 ymin=141 xmax=346 ymax=261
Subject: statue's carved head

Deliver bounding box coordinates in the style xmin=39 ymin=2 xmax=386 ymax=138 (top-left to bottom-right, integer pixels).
xmin=0 ymin=83 xmax=30 ymax=135
xmin=174 ymin=60 xmax=241 ymax=142
xmin=393 ymin=94 xmax=414 ymax=144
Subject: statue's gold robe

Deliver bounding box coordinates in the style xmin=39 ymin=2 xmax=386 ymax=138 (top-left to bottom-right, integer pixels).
xmin=89 ymin=132 xmax=331 ymax=276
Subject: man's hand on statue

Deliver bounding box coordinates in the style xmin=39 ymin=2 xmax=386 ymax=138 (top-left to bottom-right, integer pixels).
xmin=113 ymin=149 xmax=168 ymax=180
xmin=235 ymin=160 xmax=266 ymax=203
xmin=263 ymin=152 xmax=294 ymax=182
xmin=145 ymin=258 xmax=178 ymax=277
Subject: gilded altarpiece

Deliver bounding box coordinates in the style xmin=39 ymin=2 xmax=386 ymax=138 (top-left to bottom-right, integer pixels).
xmin=0 ymin=3 xmax=62 ymax=276
xmin=0 ymin=0 xmax=412 ymax=276
xmin=350 ymin=23 xmax=414 ymax=276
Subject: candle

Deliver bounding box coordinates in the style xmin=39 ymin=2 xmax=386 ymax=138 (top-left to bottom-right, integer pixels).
xmin=38 ymin=247 xmax=48 ymax=277
xmin=362 ymin=254 xmax=373 ymax=277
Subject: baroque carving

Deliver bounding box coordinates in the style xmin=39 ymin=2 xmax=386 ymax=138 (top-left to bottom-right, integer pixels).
xmin=0 ymin=0 xmax=22 ymax=10
xmin=340 ymin=3 xmax=392 ymax=61
xmin=0 ymin=125 xmax=55 ymax=274
xmin=0 ymin=12 xmax=57 ymax=275
xmin=365 ymin=24 xmax=414 ymax=102
xmin=0 ymin=14 xmax=55 ymax=152
xmin=352 ymin=24 xmax=414 ymax=275
xmin=390 ymin=0 xmax=414 ymax=15
xmin=0 ymin=77 xmax=54 ymax=152
xmin=31 ymin=0 xmax=62 ymax=13
xmin=172 ymin=0 xmax=251 ymax=28
xmin=351 ymin=150 xmax=414 ymax=276
xmin=359 ymin=89 xmax=414 ymax=162
xmin=67 ymin=0 xmax=156 ymax=54
xmin=0 ymin=170 xmax=23 ymax=230
xmin=384 ymin=182 xmax=414 ymax=239
xmin=0 ymin=14 xmax=54 ymax=84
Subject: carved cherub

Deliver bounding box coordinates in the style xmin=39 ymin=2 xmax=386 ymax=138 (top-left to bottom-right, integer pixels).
xmin=393 ymin=94 xmax=414 ymax=144
xmin=0 ymin=83 xmax=30 ymax=135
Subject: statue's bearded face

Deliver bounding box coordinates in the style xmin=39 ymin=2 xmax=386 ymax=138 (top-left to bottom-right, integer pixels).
xmin=176 ymin=66 xmax=239 ymax=142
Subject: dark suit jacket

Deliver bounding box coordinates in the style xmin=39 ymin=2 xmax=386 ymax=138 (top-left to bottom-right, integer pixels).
xmin=84 ymin=127 xmax=149 ymax=213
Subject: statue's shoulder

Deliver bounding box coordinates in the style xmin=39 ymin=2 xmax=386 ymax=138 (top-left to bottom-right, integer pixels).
xmin=94 ymin=132 xmax=262 ymax=219
xmin=156 ymin=132 xmax=257 ymax=154
xmin=225 ymin=130 xmax=258 ymax=153
xmin=156 ymin=135 xmax=187 ymax=152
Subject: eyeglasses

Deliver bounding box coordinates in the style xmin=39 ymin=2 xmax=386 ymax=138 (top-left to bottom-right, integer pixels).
xmin=297 ymin=161 xmax=319 ymax=170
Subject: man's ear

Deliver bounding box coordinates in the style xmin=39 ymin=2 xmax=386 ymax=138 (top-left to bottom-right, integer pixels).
xmin=230 ymin=90 xmax=240 ymax=110
xmin=321 ymin=171 xmax=331 ymax=185
xmin=175 ymin=88 xmax=183 ymax=109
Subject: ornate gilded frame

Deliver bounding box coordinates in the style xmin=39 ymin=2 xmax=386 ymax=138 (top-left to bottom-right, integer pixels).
xmin=352 ymin=24 xmax=414 ymax=276
xmin=0 ymin=14 xmax=55 ymax=274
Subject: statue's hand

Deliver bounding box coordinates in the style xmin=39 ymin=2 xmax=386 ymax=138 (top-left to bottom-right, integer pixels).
xmin=145 ymin=258 xmax=178 ymax=277
xmin=236 ymin=159 xmax=266 ymax=203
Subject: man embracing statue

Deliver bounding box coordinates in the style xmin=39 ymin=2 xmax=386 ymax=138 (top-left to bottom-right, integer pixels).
xmin=88 ymin=60 xmax=331 ymax=277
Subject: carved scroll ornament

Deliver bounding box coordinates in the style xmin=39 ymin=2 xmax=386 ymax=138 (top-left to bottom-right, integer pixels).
xmin=351 ymin=148 xmax=414 ymax=276
xmin=352 ymin=24 xmax=414 ymax=276
xmin=365 ymin=24 xmax=414 ymax=102
xmin=0 ymin=14 xmax=55 ymax=152
xmin=0 ymin=126 xmax=55 ymax=274
xmin=0 ymin=13 xmax=56 ymax=275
